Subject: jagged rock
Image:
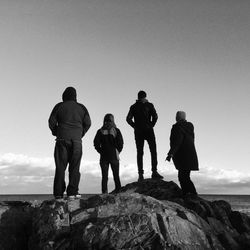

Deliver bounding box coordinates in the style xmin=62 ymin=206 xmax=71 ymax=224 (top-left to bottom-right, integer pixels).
xmin=120 ymin=180 xmax=250 ymax=249
xmin=29 ymin=193 xmax=224 ymax=250
xmin=119 ymin=179 xmax=183 ymax=201
xmin=1 ymin=179 xmax=250 ymax=250
xmin=230 ymin=211 xmax=250 ymax=234
xmin=0 ymin=201 xmax=34 ymax=250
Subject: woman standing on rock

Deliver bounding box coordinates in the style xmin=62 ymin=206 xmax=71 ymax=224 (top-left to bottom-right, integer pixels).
xmin=94 ymin=114 xmax=124 ymax=194
xmin=166 ymin=111 xmax=199 ymax=196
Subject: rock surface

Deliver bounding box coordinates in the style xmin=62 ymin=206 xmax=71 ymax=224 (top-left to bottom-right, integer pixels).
xmin=0 ymin=201 xmax=34 ymax=250
xmin=1 ymin=179 xmax=250 ymax=249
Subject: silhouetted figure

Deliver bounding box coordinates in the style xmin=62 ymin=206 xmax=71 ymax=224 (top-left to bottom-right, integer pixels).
xmin=126 ymin=90 xmax=163 ymax=181
xmin=166 ymin=111 xmax=199 ymax=196
xmin=94 ymin=114 xmax=123 ymax=193
xmin=48 ymin=87 xmax=91 ymax=199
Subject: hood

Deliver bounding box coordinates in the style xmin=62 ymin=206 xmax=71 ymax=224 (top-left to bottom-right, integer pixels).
xmin=62 ymin=87 xmax=77 ymax=102
xmin=177 ymin=120 xmax=194 ymax=136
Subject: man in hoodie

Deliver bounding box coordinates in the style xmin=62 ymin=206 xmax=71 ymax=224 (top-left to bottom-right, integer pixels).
xmin=48 ymin=87 xmax=91 ymax=199
xmin=126 ymin=90 xmax=163 ymax=181
xmin=166 ymin=111 xmax=199 ymax=196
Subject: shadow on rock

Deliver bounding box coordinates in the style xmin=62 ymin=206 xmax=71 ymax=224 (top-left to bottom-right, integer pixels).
xmin=0 ymin=201 xmax=34 ymax=250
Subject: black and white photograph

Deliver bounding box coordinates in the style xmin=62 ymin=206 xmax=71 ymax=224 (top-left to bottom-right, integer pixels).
xmin=0 ymin=0 xmax=250 ymax=249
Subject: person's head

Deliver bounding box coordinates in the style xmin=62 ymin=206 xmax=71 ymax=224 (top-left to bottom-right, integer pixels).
xmin=137 ymin=90 xmax=147 ymax=100
xmin=62 ymin=87 xmax=77 ymax=102
xmin=176 ymin=111 xmax=186 ymax=122
xmin=103 ymin=113 xmax=115 ymax=127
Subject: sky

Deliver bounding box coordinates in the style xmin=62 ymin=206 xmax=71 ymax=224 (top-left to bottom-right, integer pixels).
xmin=0 ymin=0 xmax=249 ymax=194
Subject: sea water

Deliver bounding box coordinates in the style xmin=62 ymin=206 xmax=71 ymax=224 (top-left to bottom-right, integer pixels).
xmin=200 ymin=194 xmax=250 ymax=216
xmin=1 ymin=194 xmax=250 ymax=216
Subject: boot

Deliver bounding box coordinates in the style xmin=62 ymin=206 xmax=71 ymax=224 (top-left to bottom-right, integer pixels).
xmin=151 ymin=171 xmax=163 ymax=179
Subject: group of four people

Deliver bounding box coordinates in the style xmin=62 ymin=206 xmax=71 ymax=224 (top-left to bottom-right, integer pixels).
xmin=49 ymin=87 xmax=199 ymax=200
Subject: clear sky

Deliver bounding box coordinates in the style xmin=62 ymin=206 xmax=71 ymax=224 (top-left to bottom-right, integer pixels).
xmin=0 ymin=0 xmax=249 ymax=194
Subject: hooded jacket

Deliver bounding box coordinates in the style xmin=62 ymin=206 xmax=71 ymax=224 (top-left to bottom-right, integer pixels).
xmin=48 ymin=87 xmax=91 ymax=140
xmin=168 ymin=120 xmax=199 ymax=171
xmin=126 ymin=99 xmax=158 ymax=131
xmin=94 ymin=114 xmax=123 ymax=161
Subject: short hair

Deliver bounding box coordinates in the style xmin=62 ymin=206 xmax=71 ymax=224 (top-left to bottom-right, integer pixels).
xmin=138 ymin=90 xmax=147 ymax=99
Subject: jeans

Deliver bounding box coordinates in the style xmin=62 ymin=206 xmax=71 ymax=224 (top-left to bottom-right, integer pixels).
xmin=100 ymin=159 xmax=121 ymax=193
xmin=134 ymin=128 xmax=158 ymax=174
xmin=53 ymin=139 xmax=82 ymax=196
xmin=178 ymin=170 xmax=197 ymax=195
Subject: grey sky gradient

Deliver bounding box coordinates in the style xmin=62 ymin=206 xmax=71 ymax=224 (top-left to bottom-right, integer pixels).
xmin=0 ymin=0 xmax=249 ymax=194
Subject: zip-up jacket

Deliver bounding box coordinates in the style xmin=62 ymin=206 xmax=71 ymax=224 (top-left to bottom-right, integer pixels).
xmin=126 ymin=99 xmax=158 ymax=131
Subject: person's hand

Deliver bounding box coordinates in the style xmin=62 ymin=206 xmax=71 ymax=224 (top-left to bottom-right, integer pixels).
xmin=166 ymin=155 xmax=172 ymax=162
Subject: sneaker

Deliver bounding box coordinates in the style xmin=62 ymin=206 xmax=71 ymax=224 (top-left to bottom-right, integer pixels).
xmin=67 ymin=195 xmax=76 ymax=201
xmin=151 ymin=171 xmax=164 ymax=179
xmin=67 ymin=193 xmax=81 ymax=200
xmin=138 ymin=174 xmax=144 ymax=182
xmin=75 ymin=193 xmax=81 ymax=199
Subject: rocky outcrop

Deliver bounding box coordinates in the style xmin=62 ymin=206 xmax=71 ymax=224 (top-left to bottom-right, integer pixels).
xmin=1 ymin=180 xmax=250 ymax=249
xmin=29 ymin=193 xmax=224 ymax=249
xmin=0 ymin=201 xmax=34 ymax=250
xmin=120 ymin=179 xmax=250 ymax=249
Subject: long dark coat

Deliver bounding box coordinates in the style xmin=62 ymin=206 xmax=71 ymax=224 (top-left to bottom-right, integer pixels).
xmin=168 ymin=120 xmax=199 ymax=171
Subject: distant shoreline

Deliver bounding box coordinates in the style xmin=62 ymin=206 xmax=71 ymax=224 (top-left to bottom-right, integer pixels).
xmin=0 ymin=194 xmax=96 ymax=202
xmin=1 ymin=194 xmax=250 ymax=216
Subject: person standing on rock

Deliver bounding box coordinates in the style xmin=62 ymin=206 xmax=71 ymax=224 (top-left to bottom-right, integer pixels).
xmin=126 ymin=90 xmax=163 ymax=182
xmin=48 ymin=87 xmax=91 ymax=200
xmin=94 ymin=113 xmax=123 ymax=194
xmin=166 ymin=111 xmax=199 ymax=196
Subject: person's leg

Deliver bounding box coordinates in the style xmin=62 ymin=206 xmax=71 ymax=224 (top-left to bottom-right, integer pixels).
xmin=146 ymin=129 xmax=163 ymax=179
xmin=146 ymin=129 xmax=158 ymax=172
xmin=100 ymin=160 xmax=109 ymax=193
xmin=178 ymin=170 xmax=189 ymax=195
xmin=53 ymin=140 xmax=68 ymax=197
xmin=110 ymin=160 xmax=121 ymax=191
xmin=178 ymin=170 xmax=197 ymax=195
xmin=67 ymin=140 xmax=82 ymax=196
xmin=135 ymin=130 xmax=145 ymax=177
xmin=187 ymin=171 xmax=198 ymax=195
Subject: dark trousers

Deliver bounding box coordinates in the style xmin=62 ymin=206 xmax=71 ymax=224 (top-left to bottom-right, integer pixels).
xmin=178 ymin=170 xmax=197 ymax=195
xmin=53 ymin=139 xmax=82 ymax=197
xmin=134 ymin=129 xmax=158 ymax=174
xmin=100 ymin=159 xmax=121 ymax=193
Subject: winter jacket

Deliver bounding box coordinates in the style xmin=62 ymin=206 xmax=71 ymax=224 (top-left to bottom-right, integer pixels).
xmin=126 ymin=99 xmax=158 ymax=131
xmin=94 ymin=127 xmax=124 ymax=162
xmin=168 ymin=120 xmax=199 ymax=171
xmin=48 ymin=87 xmax=91 ymax=140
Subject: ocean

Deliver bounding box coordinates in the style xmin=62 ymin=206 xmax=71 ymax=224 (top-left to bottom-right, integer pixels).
xmin=0 ymin=194 xmax=250 ymax=216
xmin=200 ymin=194 xmax=250 ymax=216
